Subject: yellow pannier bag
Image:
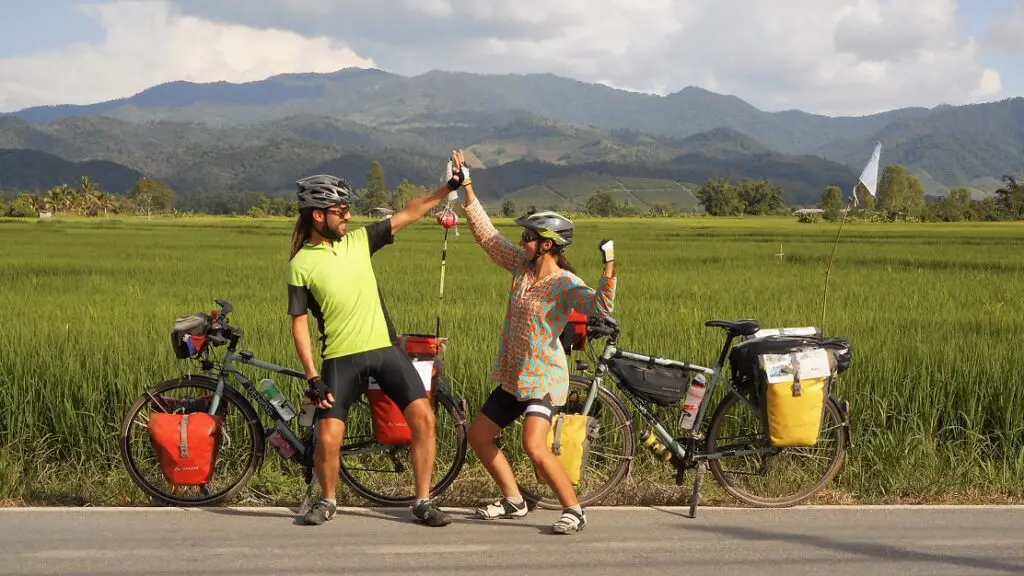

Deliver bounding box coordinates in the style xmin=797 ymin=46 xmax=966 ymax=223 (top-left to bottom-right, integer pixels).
xmin=540 ymin=413 xmax=599 ymax=485
xmin=759 ymin=348 xmax=832 ymax=448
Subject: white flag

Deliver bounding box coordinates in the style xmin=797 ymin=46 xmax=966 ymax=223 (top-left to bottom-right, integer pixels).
xmin=858 ymin=141 xmax=882 ymax=197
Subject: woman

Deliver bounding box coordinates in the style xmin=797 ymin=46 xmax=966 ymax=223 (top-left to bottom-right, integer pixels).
xmin=452 ymin=149 xmax=617 ymax=535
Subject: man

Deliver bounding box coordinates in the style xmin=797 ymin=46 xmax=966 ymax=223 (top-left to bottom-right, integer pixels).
xmin=288 ymin=167 xmax=466 ymax=527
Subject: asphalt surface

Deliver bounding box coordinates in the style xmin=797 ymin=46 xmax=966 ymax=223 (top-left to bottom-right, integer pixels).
xmin=1 ymin=506 xmax=1022 ymax=575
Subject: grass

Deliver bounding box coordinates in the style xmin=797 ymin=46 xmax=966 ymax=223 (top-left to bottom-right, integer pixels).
xmin=1 ymin=214 xmax=1023 ymax=507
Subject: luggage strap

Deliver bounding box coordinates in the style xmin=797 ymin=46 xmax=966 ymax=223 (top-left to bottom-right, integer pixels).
xmin=179 ymin=414 xmax=189 ymax=458
xmin=551 ymin=415 xmax=563 ymax=456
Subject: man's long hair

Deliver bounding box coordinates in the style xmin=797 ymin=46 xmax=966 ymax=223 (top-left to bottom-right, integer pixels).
xmin=290 ymin=209 xmax=315 ymax=260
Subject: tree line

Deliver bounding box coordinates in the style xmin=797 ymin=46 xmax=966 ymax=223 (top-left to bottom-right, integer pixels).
xmin=1 ymin=176 xmax=175 ymax=219
xmin=813 ymin=164 xmax=1024 ymax=223
xmin=3 ymin=158 xmax=1022 ymax=223
xmin=0 ymin=160 xmax=433 ymax=219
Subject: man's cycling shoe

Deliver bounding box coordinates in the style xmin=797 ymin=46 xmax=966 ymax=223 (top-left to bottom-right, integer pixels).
xmin=412 ymin=499 xmax=452 ymax=527
xmin=301 ymin=499 xmax=337 ymax=525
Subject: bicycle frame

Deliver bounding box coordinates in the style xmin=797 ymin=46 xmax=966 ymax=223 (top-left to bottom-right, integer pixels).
xmin=202 ymin=341 xmax=458 ymax=465
xmin=205 ymin=347 xmax=311 ymax=458
xmin=578 ymin=331 xmax=775 ymax=465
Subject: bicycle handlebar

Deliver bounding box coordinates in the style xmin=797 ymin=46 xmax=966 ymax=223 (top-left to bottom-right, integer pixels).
xmin=585 ymin=316 xmax=620 ymax=340
xmin=204 ymin=299 xmax=241 ymax=347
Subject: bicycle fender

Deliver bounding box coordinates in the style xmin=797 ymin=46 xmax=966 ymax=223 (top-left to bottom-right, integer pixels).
xmin=428 ymin=372 xmax=468 ymax=426
xmin=570 ymin=376 xmax=637 ymax=479
xmin=829 ymin=393 xmax=854 ymax=448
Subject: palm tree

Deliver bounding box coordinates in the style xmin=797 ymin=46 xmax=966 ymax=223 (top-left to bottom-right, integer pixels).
xmin=43 ymin=185 xmax=73 ymax=215
xmin=78 ymin=177 xmax=100 ymax=216
xmin=995 ymin=175 xmax=1023 ymax=219
xmin=94 ymin=192 xmax=117 ymax=216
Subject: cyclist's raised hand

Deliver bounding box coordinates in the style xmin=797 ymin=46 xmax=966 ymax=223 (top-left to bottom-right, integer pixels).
xmin=387 ymin=149 xmax=469 ymax=235
xmin=599 ymin=239 xmax=616 ymax=278
xmin=599 ymin=239 xmax=614 ymax=263
xmin=306 ymin=375 xmax=334 ymax=408
xmin=443 ymin=149 xmax=471 ymax=194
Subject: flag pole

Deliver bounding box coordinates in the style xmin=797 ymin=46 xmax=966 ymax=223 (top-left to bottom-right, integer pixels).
xmin=820 ymin=197 xmax=854 ymax=334
xmin=820 ymin=142 xmax=881 ymax=334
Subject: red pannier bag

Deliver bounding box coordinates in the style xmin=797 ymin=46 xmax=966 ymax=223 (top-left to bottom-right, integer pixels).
xmin=368 ymin=358 xmax=435 ymax=445
xmin=560 ymin=309 xmax=588 ymax=354
xmin=148 ymin=412 xmax=223 ymax=486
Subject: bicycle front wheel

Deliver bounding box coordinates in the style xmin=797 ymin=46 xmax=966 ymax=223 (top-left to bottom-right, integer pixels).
xmin=119 ymin=375 xmax=266 ymax=506
xmin=514 ymin=376 xmax=636 ymax=509
xmin=339 ymin=382 xmax=469 ymax=505
xmin=706 ymin=391 xmax=847 ymax=507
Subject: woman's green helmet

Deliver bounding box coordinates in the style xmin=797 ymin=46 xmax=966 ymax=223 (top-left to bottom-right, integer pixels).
xmin=515 ymin=206 xmax=574 ymax=247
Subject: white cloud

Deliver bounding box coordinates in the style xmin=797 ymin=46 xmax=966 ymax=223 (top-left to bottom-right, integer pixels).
xmin=0 ymin=1 xmax=374 ymax=112
xmin=1 ymin=0 xmax=1010 ymax=116
xmin=985 ymin=0 xmax=1024 ymax=55
xmin=160 ymin=0 xmax=1006 ymax=116
xmin=971 ymin=68 xmax=1005 ymax=101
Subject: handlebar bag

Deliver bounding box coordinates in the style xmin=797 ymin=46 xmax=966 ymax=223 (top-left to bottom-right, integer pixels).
xmin=398 ymin=333 xmax=446 ymax=359
xmin=171 ymin=313 xmax=210 ymax=359
xmin=559 ymin=309 xmax=589 ymax=354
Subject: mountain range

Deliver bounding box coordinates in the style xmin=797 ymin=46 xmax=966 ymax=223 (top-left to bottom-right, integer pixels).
xmin=2 ymin=67 xmax=1022 ymax=210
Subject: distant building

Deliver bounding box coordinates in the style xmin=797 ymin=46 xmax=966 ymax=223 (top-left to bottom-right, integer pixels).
xmin=369 ymin=207 xmax=394 ymax=219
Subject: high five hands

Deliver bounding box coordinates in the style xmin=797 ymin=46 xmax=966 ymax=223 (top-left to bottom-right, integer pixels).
xmin=443 ymin=149 xmax=471 ymax=200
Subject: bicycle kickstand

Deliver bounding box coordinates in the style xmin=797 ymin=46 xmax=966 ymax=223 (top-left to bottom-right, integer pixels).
xmin=687 ymin=461 xmax=707 ymax=519
xmin=297 ymin=455 xmax=318 ymax=516
xmin=298 ymin=476 xmax=318 ymax=516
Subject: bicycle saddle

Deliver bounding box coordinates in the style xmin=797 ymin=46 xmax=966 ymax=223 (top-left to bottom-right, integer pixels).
xmin=704 ymin=319 xmax=761 ymax=336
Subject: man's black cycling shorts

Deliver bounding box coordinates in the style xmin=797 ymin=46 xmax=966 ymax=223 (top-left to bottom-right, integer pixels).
xmin=318 ymin=344 xmax=427 ymax=422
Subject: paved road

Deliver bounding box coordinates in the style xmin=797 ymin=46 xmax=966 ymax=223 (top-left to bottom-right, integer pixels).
xmin=1 ymin=506 xmax=1022 ymax=575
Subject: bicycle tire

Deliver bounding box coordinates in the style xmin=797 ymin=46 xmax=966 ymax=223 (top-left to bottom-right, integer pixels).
xmin=706 ymin=392 xmax=847 ymax=508
xmin=119 ymin=375 xmax=266 ymax=507
xmin=340 ymin=382 xmax=469 ymax=505
xmin=518 ymin=376 xmax=636 ymax=510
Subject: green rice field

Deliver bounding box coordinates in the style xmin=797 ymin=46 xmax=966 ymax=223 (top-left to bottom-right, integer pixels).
xmin=1 ymin=214 xmax=1022 ymax=506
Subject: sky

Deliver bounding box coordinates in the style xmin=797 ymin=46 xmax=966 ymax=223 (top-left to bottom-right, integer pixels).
xmin=0 ymin=0 xmax=1021 ymax=116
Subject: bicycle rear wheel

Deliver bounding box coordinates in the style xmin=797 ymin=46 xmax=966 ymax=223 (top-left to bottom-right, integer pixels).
xmin=119 ymin=375 xmax=265 ymax=506
xmin=514 ymin=376 xmax=636 ymax=509
xmin=706 ymin=391 xmax=847 ymax=507
xmin=339 ymin=379 xmax=469 ymax=505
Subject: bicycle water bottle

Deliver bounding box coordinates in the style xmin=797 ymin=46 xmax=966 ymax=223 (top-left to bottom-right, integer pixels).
xmin=639 ymin=429 xmax=673 ymax=462
xmin=679 ymin=373 xmax=707 ymax=431
xmin=267 ymin=429 xmax=296 ymax=460
xmin=258 ymin=378 xmax=296 ymax=422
